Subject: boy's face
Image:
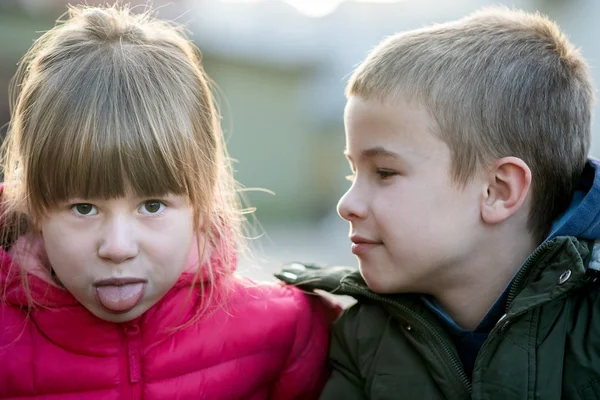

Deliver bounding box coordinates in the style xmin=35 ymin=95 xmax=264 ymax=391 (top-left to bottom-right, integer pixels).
xmin=40 ymin=194 xmax=195 ymax=322
xmin=338 ymin=96 xmax=485 ymax=294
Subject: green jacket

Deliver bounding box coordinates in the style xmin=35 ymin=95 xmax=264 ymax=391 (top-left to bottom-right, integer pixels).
xmin=277 ymin=236 xmax=600 ymax=399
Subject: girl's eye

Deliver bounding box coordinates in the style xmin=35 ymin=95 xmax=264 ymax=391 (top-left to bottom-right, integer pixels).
xmin=377 ymin=169 xmax=397 ymax=179
xmin=71 ymin=203 xmax=98 ymax=216
xmin=139 ymin=200 xmax=165 ymax=215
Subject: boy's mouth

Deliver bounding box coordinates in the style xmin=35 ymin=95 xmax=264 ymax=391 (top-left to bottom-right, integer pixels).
xmin=94 ymin=278 xmax=147 ymax=314
xmin=350 ymin=235 xmax=382 ymax=255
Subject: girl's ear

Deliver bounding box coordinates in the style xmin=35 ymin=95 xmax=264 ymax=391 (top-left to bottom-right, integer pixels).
xmin=480 ymin=157 xmax=532 ymax=225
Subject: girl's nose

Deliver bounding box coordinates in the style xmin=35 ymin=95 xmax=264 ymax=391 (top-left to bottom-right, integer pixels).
xmin=97 ymin=217 xmax=139 ymax=263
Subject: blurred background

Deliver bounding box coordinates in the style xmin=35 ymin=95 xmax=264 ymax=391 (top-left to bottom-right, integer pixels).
xmin=0 ymin=0 xmax=599 ymax=283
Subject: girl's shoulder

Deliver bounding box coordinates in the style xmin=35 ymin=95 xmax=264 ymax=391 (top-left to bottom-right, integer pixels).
xmin=228 ymin=275 xmax=325 ymax=308
xmin=223 ymin=275 xmax=340 ymax=327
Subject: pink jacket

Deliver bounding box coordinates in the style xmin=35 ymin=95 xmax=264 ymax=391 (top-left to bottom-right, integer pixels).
xmin=0 ymin=236 xmax=334 ymax=399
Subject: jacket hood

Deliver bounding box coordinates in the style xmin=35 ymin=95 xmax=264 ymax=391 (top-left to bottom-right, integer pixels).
xmin=548 ymin=158 xmax=600 ymax=240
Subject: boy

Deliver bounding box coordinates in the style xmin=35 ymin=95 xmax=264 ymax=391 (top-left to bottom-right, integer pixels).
xmin=277 ymin=7 xmax=600 ymax=400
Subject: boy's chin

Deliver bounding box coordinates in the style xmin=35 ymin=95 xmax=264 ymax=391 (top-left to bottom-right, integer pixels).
xmin=359 ymin=267 xmax=402 ymax=294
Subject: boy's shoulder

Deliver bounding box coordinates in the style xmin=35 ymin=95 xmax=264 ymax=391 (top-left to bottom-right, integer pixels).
xmin=274 ymin=263 xmax=421 ymax=325
xmin=274 ymin=262 xmax=390 ymax=327
xmin=275 ymin=263 xmax=362 ymax=295
xmin=275 ymin=262 xmax=416 ymax=303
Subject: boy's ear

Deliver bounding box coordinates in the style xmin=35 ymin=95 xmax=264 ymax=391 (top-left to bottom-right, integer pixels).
xmin=481 ymin=157 xmax=532 ymax=225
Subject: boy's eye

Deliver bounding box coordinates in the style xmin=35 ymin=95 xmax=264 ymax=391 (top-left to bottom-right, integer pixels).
xmin=376 ymin=169 xmax=397 ymax=179
xmin=71 ymin=203 xmax=98 ymax=216
xmin=139 ymin=200 xmax=165 ymax=215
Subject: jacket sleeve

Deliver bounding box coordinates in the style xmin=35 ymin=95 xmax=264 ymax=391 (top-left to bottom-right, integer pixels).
xmin=269 ymin=286 xmax=340 ymax=400
xmin=319 ymin=305 xmax=367 ymax=400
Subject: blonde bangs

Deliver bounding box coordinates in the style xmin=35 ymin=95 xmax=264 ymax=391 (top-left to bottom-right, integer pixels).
xmin=16 ymin=44 xmax=217 ymax=220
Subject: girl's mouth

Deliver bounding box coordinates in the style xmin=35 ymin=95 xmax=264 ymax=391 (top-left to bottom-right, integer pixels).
xmin=94 ymin=278 xmax=147 ymax=314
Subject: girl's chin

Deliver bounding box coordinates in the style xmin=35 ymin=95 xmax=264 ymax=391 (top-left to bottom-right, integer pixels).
xmin=88 ymin=301 xmax=150 ymax=323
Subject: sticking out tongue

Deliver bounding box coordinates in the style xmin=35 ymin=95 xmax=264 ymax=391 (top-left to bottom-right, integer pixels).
xmin=95 ymin=283 xmax=145 ymax=313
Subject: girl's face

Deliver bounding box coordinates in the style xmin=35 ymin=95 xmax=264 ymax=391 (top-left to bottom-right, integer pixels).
xmin=39 ymin=193 xmax=196 ymax=322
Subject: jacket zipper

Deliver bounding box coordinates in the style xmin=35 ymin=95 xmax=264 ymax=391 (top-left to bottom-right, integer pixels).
xmin=123 ymin=323 xmax=142 ymax=399
xmin=505 ymin=239 xmax=557 ymax=310
xmin=472 ymin=239 xmax=562 ymax=399
xmin=485 ymin=240 xmax=560 ymax=339
xmin=340 ymin=281 xmax=472 ymax=396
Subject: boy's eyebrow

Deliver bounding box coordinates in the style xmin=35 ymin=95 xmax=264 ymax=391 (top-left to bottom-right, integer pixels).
xmin=344 ymin=146 xmax=402 ymax=161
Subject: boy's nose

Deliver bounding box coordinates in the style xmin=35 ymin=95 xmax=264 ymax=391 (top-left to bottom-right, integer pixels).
xmin=337 ymin=185 xmax=367 ymax=221
xmin=97 ymin=217 xmax=139 ymax=264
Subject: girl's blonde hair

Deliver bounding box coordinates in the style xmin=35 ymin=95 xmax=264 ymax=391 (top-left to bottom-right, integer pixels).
xmin=2 ymin=4 xmax=243 ymax=313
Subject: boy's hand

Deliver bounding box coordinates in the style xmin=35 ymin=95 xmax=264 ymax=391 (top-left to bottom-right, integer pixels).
xmin=274 ymin=262 xmax=357 ymax=292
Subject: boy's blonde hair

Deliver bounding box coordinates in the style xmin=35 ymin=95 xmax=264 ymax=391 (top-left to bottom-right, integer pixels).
xmin=2 ymin=5 xmax=242 ymax=308
xmin=347 ymin=7 xmax=594 ymax=241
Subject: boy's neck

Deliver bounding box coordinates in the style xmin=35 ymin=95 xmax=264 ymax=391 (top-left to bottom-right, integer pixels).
xmin=433 ymin=229 xmax=538 ymax=331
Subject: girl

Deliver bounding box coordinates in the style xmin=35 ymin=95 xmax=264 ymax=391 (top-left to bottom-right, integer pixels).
xmin=0 ymin=5 xmax=333 ymax=399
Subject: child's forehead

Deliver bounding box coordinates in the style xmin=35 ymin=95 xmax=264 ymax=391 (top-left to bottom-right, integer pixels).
xmin=345 ymin=94 xmax=434 ymax=128
xmin=344 ymin=96 xmax=444 ymax=154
